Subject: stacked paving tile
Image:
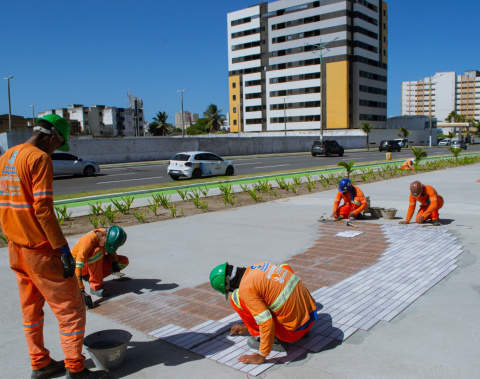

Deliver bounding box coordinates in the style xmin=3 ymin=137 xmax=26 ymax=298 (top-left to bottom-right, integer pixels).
xmin=91 ymin=223 xmax=462 ymax=376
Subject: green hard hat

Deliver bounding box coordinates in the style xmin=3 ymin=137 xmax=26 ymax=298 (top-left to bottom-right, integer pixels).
xmin=105 ymin=225 xmax=127 ymax=254
xmin=209 ymin=262 xmax=228 ymax=295
xmin=36 ymin=114 xmax=70 ymax=152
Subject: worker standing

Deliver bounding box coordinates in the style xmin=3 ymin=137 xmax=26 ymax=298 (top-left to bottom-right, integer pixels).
xmin=72 ymin=226 xmax=128 ymax=303
xmin=399 ymin=181 xmax=444 ymax=226
xmin=209 ymin=262 xmax=317 ymax=365
xmin=0 ymin=114 xmax=108 ymax=379
xmin=400 ymin=158 xmax=415 ymax=170
xmin=331 ymin=178 xmax=368 ymax=220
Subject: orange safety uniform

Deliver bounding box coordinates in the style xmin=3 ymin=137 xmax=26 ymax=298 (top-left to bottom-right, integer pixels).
xmin=229 ymin=262 xmax=317 ymax=357
xmin=406 ymin=184 xmax=444 ymax=223
xmin=0 ymin=143 xmax=86 ymax=372
xmin=333 ymin=185 xmax=368 ymax=218
xmin=72 ymin=229 xmax=129 ymax=291
xmin=401 ymin=158 xmax=415 ymax=170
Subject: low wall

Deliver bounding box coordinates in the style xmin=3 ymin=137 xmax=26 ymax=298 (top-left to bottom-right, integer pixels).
xmin=1 ymin=132 xmax=366 ymax=164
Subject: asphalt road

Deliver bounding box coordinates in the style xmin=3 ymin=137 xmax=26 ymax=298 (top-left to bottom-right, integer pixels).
xmin=52 ymin=145 xmax=479 ymax=196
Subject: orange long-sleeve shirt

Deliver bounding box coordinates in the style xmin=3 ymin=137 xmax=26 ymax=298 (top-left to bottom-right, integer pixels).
xmin=406 ymin=184 xmax=441 ymax=222
xmin=0 ymin=143 xmax=67 ymax=249
xmin=236 ymin=262 xmax=316 ymax=356
xmin=333 ymin=185 xmax=368 ymax=216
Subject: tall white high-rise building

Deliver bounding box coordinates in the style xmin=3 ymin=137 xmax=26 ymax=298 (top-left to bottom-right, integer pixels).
xmin=228 ymin=0 xmax=388 ymax=134
xmin=401 ymin=70 xmax=480 ymax=122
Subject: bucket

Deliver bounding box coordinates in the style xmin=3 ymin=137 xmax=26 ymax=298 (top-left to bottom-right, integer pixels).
xmin=369 ymin=207 xmax=385 ymax=218
xmin=83 ymin=329 xmax=132 ymax=371
xmin=381 ymin=208 xmax=397 ymax=220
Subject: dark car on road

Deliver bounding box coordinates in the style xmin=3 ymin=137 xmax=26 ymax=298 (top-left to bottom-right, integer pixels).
xmin=378 ymin=140 xmax=401 ymax=152
xmin=311 ymin=140 xmax=344 ymax=157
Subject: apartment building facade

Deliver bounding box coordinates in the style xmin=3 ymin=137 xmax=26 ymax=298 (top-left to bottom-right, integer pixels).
xmin=227 ymin=0 xmax=388 ymax=134
xmin=175 ymin=111 xmax=199 ymax=131
xmin=401 ymin=70 xmax=480 ymax=123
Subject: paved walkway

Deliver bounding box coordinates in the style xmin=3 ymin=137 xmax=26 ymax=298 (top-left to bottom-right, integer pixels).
xmin=1 ymin=164 xmax=479 ymax=378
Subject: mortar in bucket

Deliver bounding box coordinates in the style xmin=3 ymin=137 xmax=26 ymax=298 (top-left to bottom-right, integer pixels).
xmin=83 ymin=329 xmax=132 ymax=371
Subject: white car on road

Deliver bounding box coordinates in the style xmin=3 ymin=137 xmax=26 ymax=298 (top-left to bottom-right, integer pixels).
xmin=167 ymin=151 xmax=235 ymax=180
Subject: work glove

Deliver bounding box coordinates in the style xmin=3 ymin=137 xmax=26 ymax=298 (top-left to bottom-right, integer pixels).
xmin=82 ymin=290 xmax=94 ymax=309
xmin=111 ymin=261 xmax=120 ymax=273
xmin=60 ymin=244 xmax=75 ymax=278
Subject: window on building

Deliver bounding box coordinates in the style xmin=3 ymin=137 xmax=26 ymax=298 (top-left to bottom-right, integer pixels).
xmin=233 ymin=120 xmax=237 ymax=125
xmin=233 ymin=107 xmax=237 ymax=113
xmin=232 ymin=83 xmax=236 ymax=88
xmin=233 ymin=95 xmax=237 ymax=101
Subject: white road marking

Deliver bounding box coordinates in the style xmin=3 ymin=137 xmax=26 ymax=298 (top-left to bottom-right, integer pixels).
xmin=234 ymin=162 xmax=263 ymax=166
xmin=106 ymin=173 xmax=136 ymax=177
xmin=254 ymin=164 xmax=290 ymax=169
xmin=97 ymin=176 xmax=163 ymax=184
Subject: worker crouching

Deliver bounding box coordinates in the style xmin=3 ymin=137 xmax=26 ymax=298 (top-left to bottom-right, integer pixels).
xmin=72 ymin=226 xmax=128 ymax=305
xmin=331 ymin=178 xmax=368 ymax=220
xmin=209 ymin=262 xmax=317 ymax=365
xmin=399 ymin=181 xmax=444 ymax=226
xmin=401 ymin=158 xmax=415 ymax=170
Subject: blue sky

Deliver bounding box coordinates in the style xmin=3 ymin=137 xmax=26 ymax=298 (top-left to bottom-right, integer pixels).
xmin=2 ymin=0 xmax=479 ymax=125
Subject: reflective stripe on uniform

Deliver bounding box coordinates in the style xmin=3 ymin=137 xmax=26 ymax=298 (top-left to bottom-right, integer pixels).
xmin=118 ymin=263 xmax=127 ymax=269
xmin=269 ymin=274 xmax=300 ymax=312
xmin=231 ymin=289 xmax=242 ymax=310
xmin=0 ymin=201 xmax=33 ymax=209
xmin=59 ymin=329 xmax=85 ymax=337
xmin=254 ymin=309 xmax=272 ymax=325
xmin=33 ymin=191 xmax=53 ymax=198
xmin=75 ymin=262 xmax=85 ymax=269
xmin=352 ymin=200 xmax=361 ymax=206
xmin=88 ymin=251 xmax=103 ymax=264
xmin=23 ymin=318 xmax=44 ymax=329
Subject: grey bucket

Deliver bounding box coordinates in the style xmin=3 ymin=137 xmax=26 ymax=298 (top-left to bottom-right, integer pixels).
xmin=83 ymin=329 xmax=132 ymax=371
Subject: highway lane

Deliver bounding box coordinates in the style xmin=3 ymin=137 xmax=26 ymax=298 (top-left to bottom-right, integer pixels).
xmin=52 ymin=145 xmax=480 ymax=195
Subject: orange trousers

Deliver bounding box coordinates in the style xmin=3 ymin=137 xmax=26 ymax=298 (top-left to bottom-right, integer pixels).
xmin=416 ymin=196 xmax=444 ymax=222
xmin=9 ymin=242 xmax=86 ymax=372
xmin=338 ymin=203 xmax=361 ymax=218
xmin=81 ymin=254 xmax=129 ymax=290
xmin=230 ymin=298 xmax=313 ymax=343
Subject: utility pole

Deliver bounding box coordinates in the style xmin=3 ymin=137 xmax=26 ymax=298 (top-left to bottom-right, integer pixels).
xmin=235 ymin=103 xmax=242 ymax=137
xmin=30 ymin=104 xmax=35 ymax=128
xmin=4 ymin=76 xmax=13 ymax=131
xmin=282 ymin=97 xmax=289 ymax=137
xmin=177 ymin=89 xmax=186 ymax=138
xmin=307 ymin=37 xmax=338 ymax=140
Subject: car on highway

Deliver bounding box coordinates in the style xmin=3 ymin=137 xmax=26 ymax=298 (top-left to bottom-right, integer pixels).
xmin=438 ymin=138 xmax=451 ymax=146
xmin=451 ymin=139 xmax=467 ymax=150
xmin=378 ymin=140 xmax=401 ymax=152
xmin=311 ymin=140 xmax=344 ymax=157
xmin=167 ymin=151 xmax=235 ymax=180
xmin=52 ymin=152 xmax=100 ymax=177
xmin=394 ymin=138 xmax=409 ymax=148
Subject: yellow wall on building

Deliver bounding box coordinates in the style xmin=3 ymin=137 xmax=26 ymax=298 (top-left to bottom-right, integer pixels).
xmin=229 ymin=76 xmax=241 ymax=132
xmin=326 ymin=61 xmax=349 ymax=129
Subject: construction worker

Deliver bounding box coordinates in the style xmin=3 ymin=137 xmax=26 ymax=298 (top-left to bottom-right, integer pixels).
xmin=0 ymin=114 xmax=108 ymax=378
xmin=72 ymin=226 xmax=128 ymax=302
xmin=401 ymin=158 xmax=415 ymax=170
xmin=209 ymin=262 xmax=317 ymax=365
xmin=331 ymin=178 xmax=368 ymax=220
xmin=399 ymin=181 xmax=444 ymax=226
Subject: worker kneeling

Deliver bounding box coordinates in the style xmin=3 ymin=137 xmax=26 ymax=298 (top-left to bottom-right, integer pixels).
xmin=210 ymin=262 xmax=317 ymax=365
xmin=331 ymin=178 xmax=368 ymax=220
xmin=399 ymin=181 xmax=444 ymax=226
xmin=72 ymin=226 xmax=128 ymax=304
xmin=401 ymin=158 xmax=415 ymax=170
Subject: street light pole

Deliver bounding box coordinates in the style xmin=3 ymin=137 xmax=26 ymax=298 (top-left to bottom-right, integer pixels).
xmin=307 ymin=38 xmax=338 ymax=140
xmin=141 ymin=106 xmax=147 ymax=138
xmin=177 ymin=89 xmax=186 ymax=138
xmin=235 ymin=103 xmax=241 ymax=137
xmin=30 ymin=104 xmax=35 ymax=128
xmin=4 ymin=76 xmax=14 ymax=131
xmin=282 ymin=97 xmax=289 ymax=137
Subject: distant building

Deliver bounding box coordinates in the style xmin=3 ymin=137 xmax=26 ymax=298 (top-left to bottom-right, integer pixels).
xmin=0 ymin=114 xmax=32 ymax=133
xmin=227 ymin=0 xmax=388 ymax=134
xmin=401 ymin=70 xmax=480 ymax=123
xmin=175 ymin=112 xmax=199 ymax=130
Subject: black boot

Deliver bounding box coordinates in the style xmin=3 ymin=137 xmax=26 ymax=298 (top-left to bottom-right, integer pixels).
xmin=31 ymin=359 xmax=65 ymax=379
xmin=66 ymin=367 xmax=109 ymax=379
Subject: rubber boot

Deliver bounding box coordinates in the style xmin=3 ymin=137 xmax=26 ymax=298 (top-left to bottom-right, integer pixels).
xmin=66 ymin=367 xmax=109 ymax=379
xmin=31 ymin=359 xmax=65 ymax=379
xmin=90 ymin=288 xmax=110 ymax=298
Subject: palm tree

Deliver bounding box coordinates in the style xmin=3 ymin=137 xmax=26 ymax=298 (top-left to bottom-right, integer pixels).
xmin=337 ymin=160 xmax=356 ymax=179
xmin=204 ymin=104 xmax=225 ymax=133
xmin=152 ymin=111 xmax=171 ymax=136
xmin=447 ymin=146 xmax=462 ymax=161
xmin=445 ymin=110 xmax=466 ymax=123
xmin=409 ymin=146 xmax=427 ymax=166
xmin=396 ymin=127 xmax=411 ymax=139
xmin=359 ymin=122 xmax=372 ymax=150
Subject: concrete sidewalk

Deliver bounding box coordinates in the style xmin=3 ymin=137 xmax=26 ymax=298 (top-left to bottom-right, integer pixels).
xmin=1 ymin=164 xmax=479 ymax=378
